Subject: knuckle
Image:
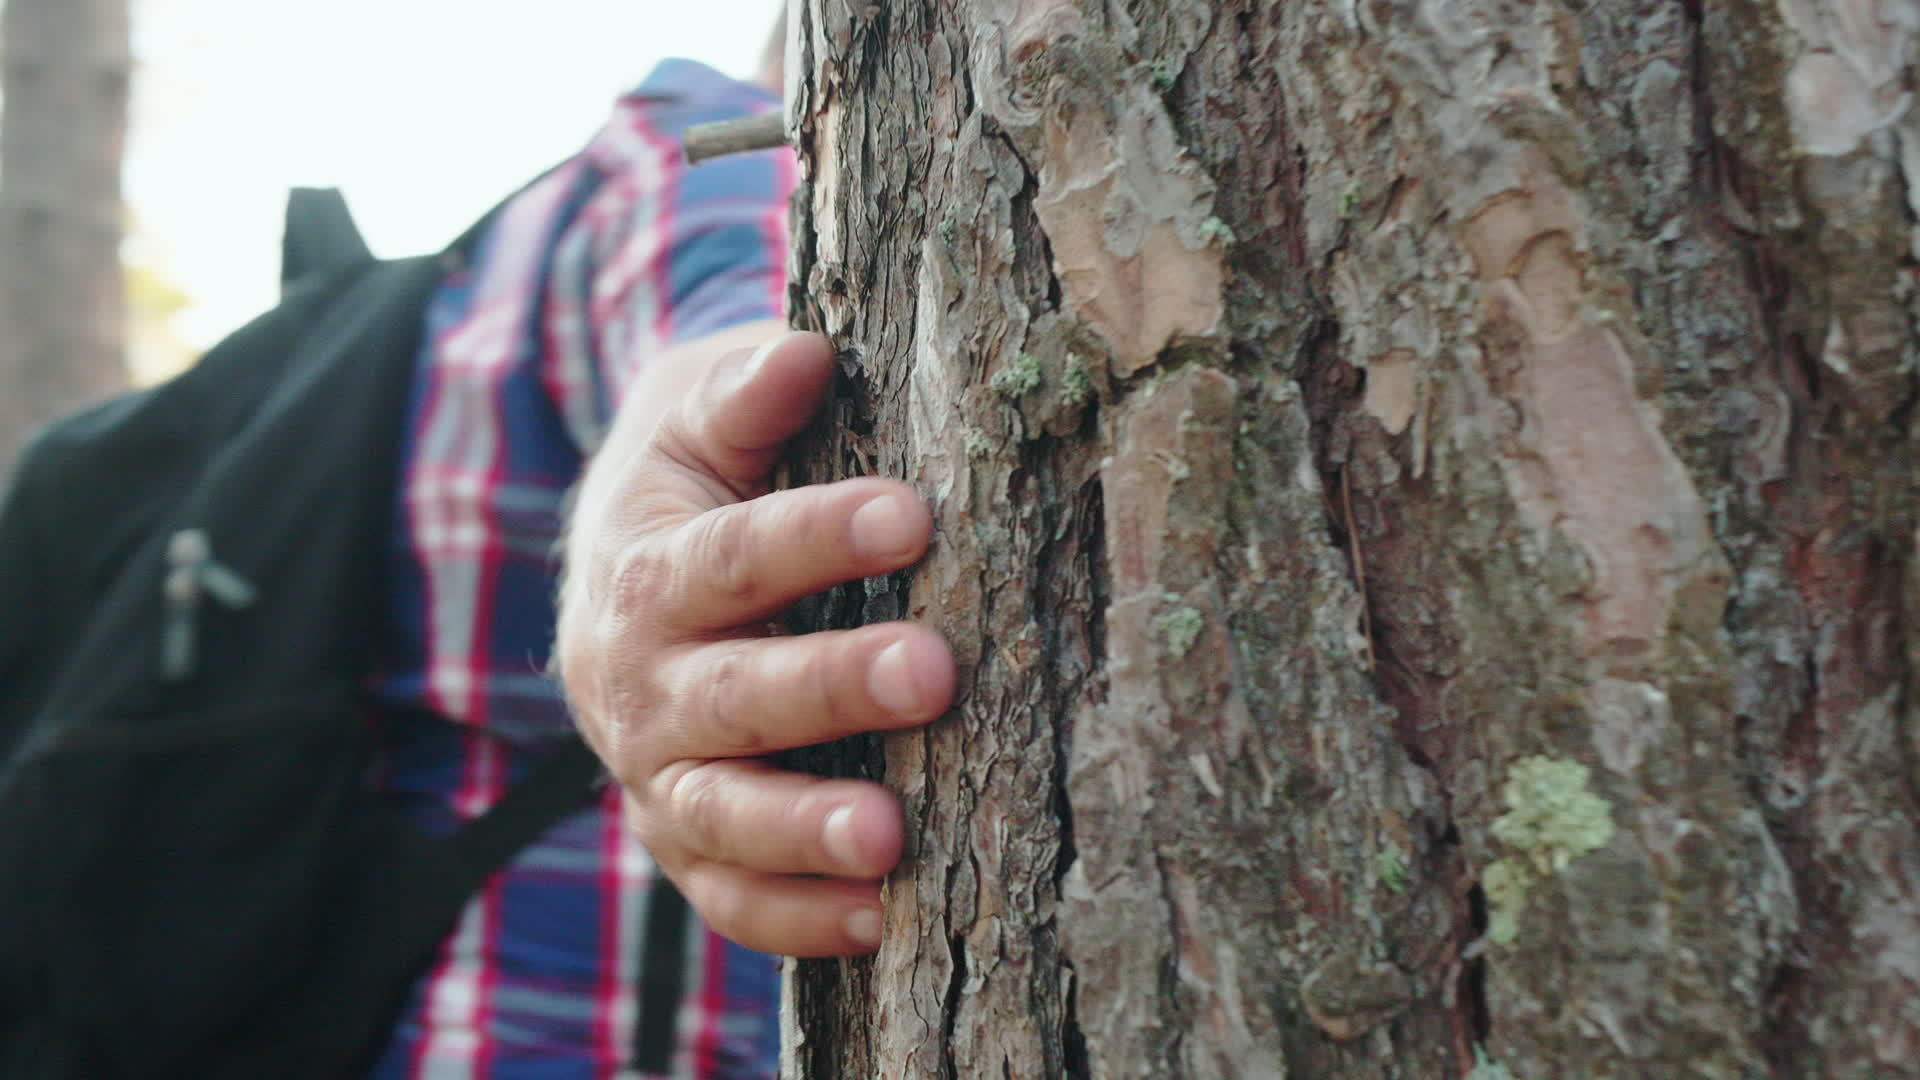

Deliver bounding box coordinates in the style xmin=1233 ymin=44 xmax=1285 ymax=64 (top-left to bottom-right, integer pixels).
xmin=592 ymin=688 xmax=654 ymax=792
xmin=653 ymin=405 xmax=699 ymax=458
xmin=620 ymin=789 xmax=671 ymax=854
xmin=554 ymin=613 xmax=673 ymax=790
xmin=665 ymin=763 xmax=736 ymax=858
xmin=649 ymin=416 xmax=712 ymax=486
xmin=701 ymin=642 xmax=768 ymax=756
xmin=805 ymin=637 xmax=849 ymax=729
xmin=690 ymin=506 xmax=759 ymax=606
xmin=818 ymin=632 xmax=876 ymax=733
xmin=608 ymin=539 xmax=675 ymax=624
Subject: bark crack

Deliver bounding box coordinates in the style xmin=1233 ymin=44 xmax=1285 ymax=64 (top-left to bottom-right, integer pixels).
xmin=1152 ymin=846 xmax=1187 ymax=1078
xmin=936 ymin=826 xmax=980 ymax=1080
xmin=1461 ymin=877 xmax=1492 ymax=1047
xmin=1051 ymin=473 xmax=1101 ymax=1080
xmin=940 ymin=922 xmax=966 ymax=1080
xmin=1061 ymin=960 xmax=1092 ymax=1080
xmin=1293 ymin=311 xmax=1484 ymax=1066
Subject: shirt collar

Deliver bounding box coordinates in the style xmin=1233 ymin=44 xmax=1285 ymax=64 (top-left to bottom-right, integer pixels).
xmin=634 ymin=58 xmax=778 ymax=108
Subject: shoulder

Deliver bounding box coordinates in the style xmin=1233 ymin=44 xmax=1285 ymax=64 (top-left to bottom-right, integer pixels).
xmin=582 ymin=60 xmax=781 ymax=176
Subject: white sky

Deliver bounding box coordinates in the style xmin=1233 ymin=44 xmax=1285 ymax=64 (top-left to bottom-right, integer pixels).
xmin=128 ymin=0 xmax=779 ymax=345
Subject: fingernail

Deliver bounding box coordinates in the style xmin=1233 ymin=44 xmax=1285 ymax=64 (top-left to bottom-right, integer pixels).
xmin=850 ymin=494 xmax=921 ymax=560
xmin=846 ymin=906 xmax=882 ymax=949
xmin=868 ymin=640 xmax=925 ymax=717
xmin=824 ymin=805 xmax=863 ymax=870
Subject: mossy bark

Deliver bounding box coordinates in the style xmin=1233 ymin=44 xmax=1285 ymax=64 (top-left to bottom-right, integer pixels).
xmin=780 ymin=2 xmax=1920 ymax=1077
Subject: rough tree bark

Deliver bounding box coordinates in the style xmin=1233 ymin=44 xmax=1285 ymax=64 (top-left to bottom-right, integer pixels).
xmin=0 ymin=0 xmax=131 ymax=464
xmin=779 ymin=1 xmax=1920 ymax=1077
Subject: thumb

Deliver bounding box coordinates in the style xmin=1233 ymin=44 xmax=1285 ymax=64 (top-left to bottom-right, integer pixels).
xmin=657 ymin=331 xmax=837 ymax=499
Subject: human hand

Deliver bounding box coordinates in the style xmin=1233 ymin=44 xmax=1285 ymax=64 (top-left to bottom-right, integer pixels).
xmin=555 ymin=329 xmax=955 ymax=957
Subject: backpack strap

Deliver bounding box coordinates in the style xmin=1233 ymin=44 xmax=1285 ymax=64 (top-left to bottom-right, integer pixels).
xmin=448 ymin=740 xmax=688 ymax=1076
xmin=314 ymin=734 xmax=606 ymax=1078
xmin=447 ymin=738 xmax=603 ymax=886
xmin=447 ymin=743 xmax=688 ymax=1076
xmin=634 ymin=872 xmax=690 ymax=1072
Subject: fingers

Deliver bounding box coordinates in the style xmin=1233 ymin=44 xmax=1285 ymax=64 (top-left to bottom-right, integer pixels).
xmin=656 ymin=331 xmax=837 ymax=498
xmin=673 ymin=859 xmax=886 ymax=957
xmin=652 ymin=623 xmax=954 ymax=760
xmin=612 ymin=477 xmax=934 ymax=633
xmin=569 ymin=328 xmax=941 ymax=959
xmin=646 ymin=760 xmax=904 ymax=879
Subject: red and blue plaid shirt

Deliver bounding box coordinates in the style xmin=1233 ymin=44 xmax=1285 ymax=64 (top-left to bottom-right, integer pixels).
xmin=368 ymin=60 xmax=794 ymax=1080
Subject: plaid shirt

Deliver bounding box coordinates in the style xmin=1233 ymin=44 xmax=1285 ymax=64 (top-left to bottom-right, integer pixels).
xmin=367 ymin=60 xmax=794 ymax=1080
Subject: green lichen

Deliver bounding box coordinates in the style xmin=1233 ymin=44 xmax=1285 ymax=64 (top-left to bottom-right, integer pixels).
xmin=1482 ymin=859 xmax=1529 ymax=946
xmin=991 ymin=352 xmax=1044 ymax=398
xmin=1376 ymin=848 xmax=1408 ymax=895
xmin=1483 ymin=756 xmax=1614 ymax=945
xmin=1199 ymin=216 xmax=1237 ymax=247
xmin=1492 ymin=757 xmax=1615 ymax=872
xmin=1339 ymin=182 xmax=1362 ymax=220
xmin=964 ymin=429 xmax=995 ymax=459
xmin=1061 ymin=358 xmax=1094 ymax=407
xmin=1465 ymin=1045 xmax=1517 ymax=1080
xmin=1149 ymin=59 xmax=1177 ymax=92
xmin=1155 ymin=600 xmax=1206 ymax=658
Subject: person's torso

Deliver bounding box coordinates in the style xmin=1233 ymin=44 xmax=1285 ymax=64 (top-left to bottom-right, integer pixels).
xmin=366 ymin=59 xmax=796 ymax=1080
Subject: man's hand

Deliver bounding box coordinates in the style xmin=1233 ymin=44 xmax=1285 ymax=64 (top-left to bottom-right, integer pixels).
xmin=555 ymin=328 xmax=954 ymax=958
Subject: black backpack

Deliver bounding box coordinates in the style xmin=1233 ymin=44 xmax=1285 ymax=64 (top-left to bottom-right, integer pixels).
xmin=0 ymin=190 xmax=604 ymax=1078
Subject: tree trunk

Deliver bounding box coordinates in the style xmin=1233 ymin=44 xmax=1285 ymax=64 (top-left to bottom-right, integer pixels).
xmin=0 ymin=0 xmax=131 ymax=464
xmin=779 ymin=1 xmax=1920 ymax=1077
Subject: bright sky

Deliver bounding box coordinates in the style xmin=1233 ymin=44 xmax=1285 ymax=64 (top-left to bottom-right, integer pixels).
xmin=128 ymin=0 xmax=779 ymax=346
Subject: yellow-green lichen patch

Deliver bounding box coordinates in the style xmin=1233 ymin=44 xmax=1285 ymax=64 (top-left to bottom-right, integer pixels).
xmin=1375 ymin=847 xmax=1408 ymax=894
xmin=1060 ymin=358 xmax=1094 ymax=407
xmin=991 ymin=352 xmax=1044 ymax=398
xmin=1154 ymin=599 xmax=1206 ymax=659
xmin=1482 ymin=755 xmax=1614 ymax=945
xmin=1482 ymin=858 xmax=1530 ymax=946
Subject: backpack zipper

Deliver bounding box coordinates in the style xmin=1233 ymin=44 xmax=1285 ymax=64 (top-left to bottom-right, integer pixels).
xmin=161 ymin=528 xmax=257 ymax=681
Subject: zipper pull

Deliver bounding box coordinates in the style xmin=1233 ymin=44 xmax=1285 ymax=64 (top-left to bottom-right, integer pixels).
xmin=160 ymin=529 xmax=257 ymax=681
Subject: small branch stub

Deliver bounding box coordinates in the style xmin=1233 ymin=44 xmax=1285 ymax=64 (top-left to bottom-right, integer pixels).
xmin=683 ymin=113 xmax=790 ymax=165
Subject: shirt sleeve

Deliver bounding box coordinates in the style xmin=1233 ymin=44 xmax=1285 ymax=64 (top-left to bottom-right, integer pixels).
xmin=539 ymin=104 xmax=794 ymax=451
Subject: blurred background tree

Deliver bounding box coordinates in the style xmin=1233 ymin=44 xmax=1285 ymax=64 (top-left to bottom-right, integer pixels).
xmin=0 ymin=0 xmax=132 ymax=467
